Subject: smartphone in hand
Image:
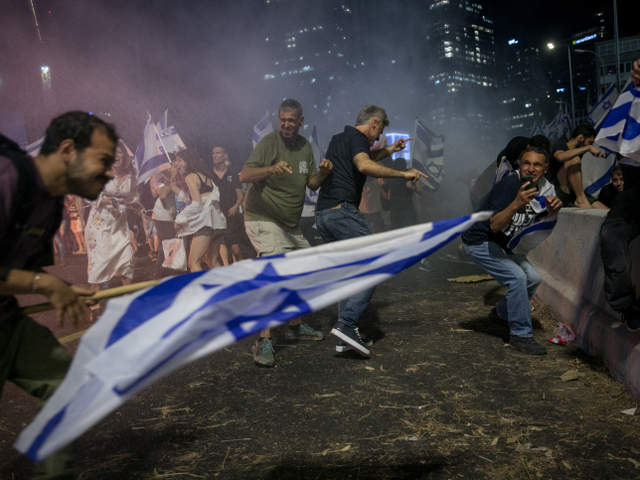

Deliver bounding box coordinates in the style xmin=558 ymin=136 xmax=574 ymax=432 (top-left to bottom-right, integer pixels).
xmin=520 ymin=175 xmax=534 ymax=190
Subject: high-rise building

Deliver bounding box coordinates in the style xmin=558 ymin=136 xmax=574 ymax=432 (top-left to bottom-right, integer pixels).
xmin=497 ymin=39 xmax=551 ymax=135
xmin=260 ymin=0 xmax=371 ymax=134
xmin=420 ymin=0 xmax=498 ymax=149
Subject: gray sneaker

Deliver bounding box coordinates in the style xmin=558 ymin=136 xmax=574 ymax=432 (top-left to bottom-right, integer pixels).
xmin=509 ymin=335 xmax=547 ymax=355
xmin=252 ymin=338 xmax=275 ymax=367
xmin=285 ymin=323 xmax=325 ymax=341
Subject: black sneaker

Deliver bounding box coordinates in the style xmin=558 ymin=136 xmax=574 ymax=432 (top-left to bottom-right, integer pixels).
xmin=336 ymin=336 xmax=373 ymax=352
xmin=330 ymin=321 xmax=371 ymax=357
xmin=488 ymin=307 xmax=508 ymax=325
xmin=509 ymin=335 xmax=547 ymax=355
xmin=621 ymin=306 xmax=640 ymax=332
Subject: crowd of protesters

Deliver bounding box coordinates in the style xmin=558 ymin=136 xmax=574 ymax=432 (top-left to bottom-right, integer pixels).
xmin=33 ymin=94 xmax=640 ymax=359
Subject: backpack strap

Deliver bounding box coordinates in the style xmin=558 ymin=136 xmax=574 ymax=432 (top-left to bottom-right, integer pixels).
xmin=0 ymin=134 xmax=52 ymax=281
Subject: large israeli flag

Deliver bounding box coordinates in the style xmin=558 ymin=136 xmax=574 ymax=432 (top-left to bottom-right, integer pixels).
xmin=26 ymin=136 xmax=45 ymax=158
xmin=134 ymin=115 xmax=172 ymax=184
xmin=410 ymin=118 xmax=444 ymax=191
xmin=596 ymin=80 xmax=640 ymax=163
xmin=252 ymin=111 xmax=273 ymax=149
xmin=15 ymin=213 xmax=489 ymax=461
xmin=589 ymin=83 xmax=618 ymax=129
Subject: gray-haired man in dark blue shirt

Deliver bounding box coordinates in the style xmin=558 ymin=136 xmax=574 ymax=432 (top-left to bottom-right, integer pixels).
xmin=316 ymin=104 xmax=425 ymax=357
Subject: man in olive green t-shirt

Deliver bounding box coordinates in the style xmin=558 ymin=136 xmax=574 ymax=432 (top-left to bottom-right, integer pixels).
xmin=240 ymin=98 xmax=332 ymax=367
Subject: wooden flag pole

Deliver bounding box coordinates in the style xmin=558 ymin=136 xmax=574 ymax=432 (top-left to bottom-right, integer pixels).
xmin=21 ymin=279 xmax=161 ymax=316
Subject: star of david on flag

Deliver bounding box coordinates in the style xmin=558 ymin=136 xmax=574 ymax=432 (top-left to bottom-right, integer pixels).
xmin=596 ymin=79 xmax=640 ymax=163
xmin=589 ymin=83 xmax=619 ymax=129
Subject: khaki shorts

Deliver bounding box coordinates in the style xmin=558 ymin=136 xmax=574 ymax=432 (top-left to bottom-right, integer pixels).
xmin=245 ymin=220 xmax=310 ymax=257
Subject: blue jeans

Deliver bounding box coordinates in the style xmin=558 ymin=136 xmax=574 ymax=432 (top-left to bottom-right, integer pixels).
xmin=462 ymin=241 xmax=541 ymax=338
xmin=316 ymin=203 xmax=376 ymax=328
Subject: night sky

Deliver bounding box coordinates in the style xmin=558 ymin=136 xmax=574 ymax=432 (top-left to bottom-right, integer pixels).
xmin=491 ymin=0 xmax=635 ymax=44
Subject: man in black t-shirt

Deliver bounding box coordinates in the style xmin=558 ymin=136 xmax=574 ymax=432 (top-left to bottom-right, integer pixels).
xmin=315 ymin=104 xmax=425 ymax=357
xmin=211 ymin=146 xmax=244 ymax=264
xmin=548 ymin=124 xmax=605 ymax=208
xmin=462 ymin=147 xmax=562 ymax=356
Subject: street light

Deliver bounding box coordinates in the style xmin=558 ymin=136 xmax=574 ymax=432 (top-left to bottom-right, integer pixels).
xmin=547 ymin=42 xmax=576 ymax=128
xmin=40 ymin=66 xmax=51 ymax=92
xmin=575 ymin=48 xmax=606 ymax=92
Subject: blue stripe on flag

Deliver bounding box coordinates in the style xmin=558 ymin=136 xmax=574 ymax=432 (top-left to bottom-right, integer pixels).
xmin=428 ymin=146 xmax=443 ymax=158
xmin=256 ymin=116 xmax=271 ymax=130
xmin=508 ymin=219 xmax=557 ymax=250
xmin=106 ymin=271 xmax=207 ymax=347
xmin=25 ymin=408 xmax=67 ymax=460
xmin=27 ymin=138 xmax=44 ymax=154
xmin=113 ymin=288 xmax=315 ymax=396
xmin=139 ymin=154 xmax=169 ymax=177
xmin=160 ymin=256 xmax=386 ymax=340
xmin=585 ymin=158 xmax=618 ymax=196
xmin=622 ymin=114 xmax=640 ymax=141
xmin=601 ymin=101 xmax=633 ymax=129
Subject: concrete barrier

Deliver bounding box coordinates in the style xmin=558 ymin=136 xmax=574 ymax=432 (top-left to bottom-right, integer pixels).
xmin=529 ymin=208 xmax=640 ymax=400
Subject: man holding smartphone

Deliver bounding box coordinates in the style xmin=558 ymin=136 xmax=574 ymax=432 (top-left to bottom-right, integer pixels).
xmin=461 ymin=147 xmax=562 ymax=355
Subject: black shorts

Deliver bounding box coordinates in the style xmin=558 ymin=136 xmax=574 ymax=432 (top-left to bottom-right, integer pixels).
xmin=193 ymin=226 xmax=226 ymax=240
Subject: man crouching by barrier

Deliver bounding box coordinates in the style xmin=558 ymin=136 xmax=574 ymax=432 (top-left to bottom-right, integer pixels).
xmin=0 ymin=111 xmax=117 ymax=479
xmin=461 ymin=147 xmax=562 ymax=355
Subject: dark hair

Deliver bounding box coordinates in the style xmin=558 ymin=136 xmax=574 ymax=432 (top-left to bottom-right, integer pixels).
xmin=571 ymin=123 xmax=597 ymax=140
xmin=116 ymin=140 xmax=137 ymax=178
xmin=40 ymin=111 xmax=118 ymax=156
xmin=611 ymin=165 xmax=623 ymax=177
xmin=518 ymin=146 xmax=549 ymax=165
xmin=528 ymin=135 xmax=550 ymax=155
xmin=393 ymin=157 xmax=408 ymax=170
xmin=174 ymin=149 xmax=206 ymax=175
xmin=279 ymin=99 xmax=303 ymax=118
